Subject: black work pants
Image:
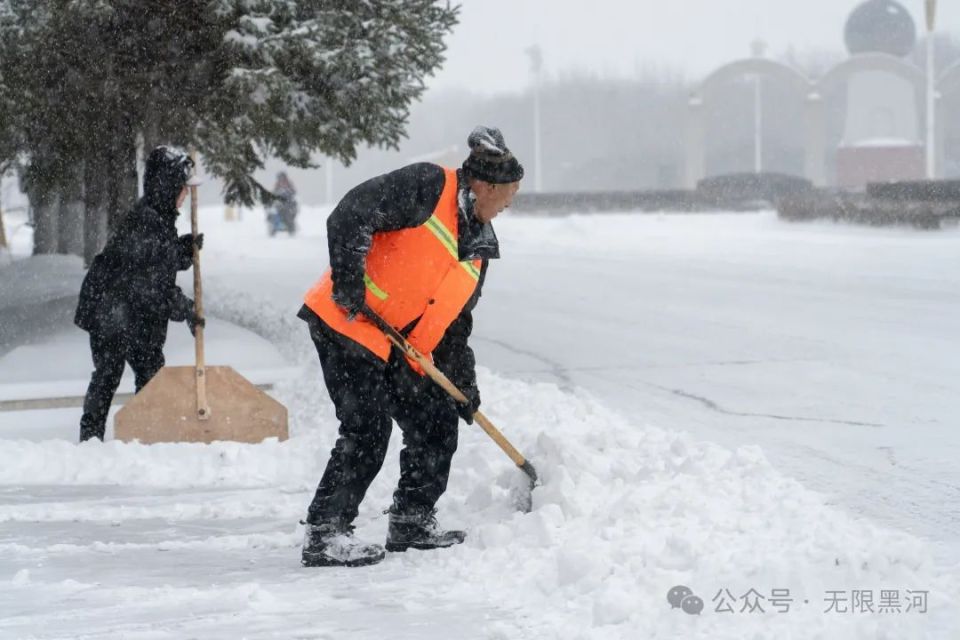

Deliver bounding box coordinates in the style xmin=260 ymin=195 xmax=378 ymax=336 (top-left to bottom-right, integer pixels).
xmin=79 ymin=330 xmax=165 ymax=441
xmin=305 ymin=318 xmax=459 ymax=525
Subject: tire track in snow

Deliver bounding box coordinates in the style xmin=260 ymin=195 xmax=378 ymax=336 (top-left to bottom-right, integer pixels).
xmin=0 ymin=530 xmax=301 ymax=558
xmin=473 ymin=335 xmax=575 ymax=390
xmin=0 ymin=492 xmax=305 ymax=523
xmin=662 ymin=386 xmax=885 ymax=428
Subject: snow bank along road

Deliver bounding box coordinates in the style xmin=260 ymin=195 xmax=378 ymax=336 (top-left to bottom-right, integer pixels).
xmin=0 ymin=206 xmax=957 ymax=638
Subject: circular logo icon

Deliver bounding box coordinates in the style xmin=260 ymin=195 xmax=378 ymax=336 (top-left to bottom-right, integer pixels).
xmin=681 ymin=594 xmax=704 ymax=615
xmin=667 ymin=585 xmax=704 ymax=615
xmin=667 ymin=585 xmax=693 ymax=609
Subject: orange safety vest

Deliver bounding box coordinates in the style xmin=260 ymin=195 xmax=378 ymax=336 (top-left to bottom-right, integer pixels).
xmin=303 ymin=167 xmax=482 ymax=366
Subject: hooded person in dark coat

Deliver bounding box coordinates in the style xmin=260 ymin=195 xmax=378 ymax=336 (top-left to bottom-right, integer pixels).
xmin=75 ymin=146 xmax=204 ymax=442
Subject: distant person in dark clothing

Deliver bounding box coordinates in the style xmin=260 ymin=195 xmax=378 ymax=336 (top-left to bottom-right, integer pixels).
xmin=74 ymin=146 xmax=204 ymax=442
xmin=268 ymin=171 xmax=298 ymax=235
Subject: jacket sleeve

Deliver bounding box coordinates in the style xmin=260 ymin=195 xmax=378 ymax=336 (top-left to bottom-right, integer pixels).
xmin=433 ymin=261 xmax=488 ymax=399
xmin=326 ymin=163 xmax=446 ymax=300
xmin=118 ymin=217 xmax=187 ymax=320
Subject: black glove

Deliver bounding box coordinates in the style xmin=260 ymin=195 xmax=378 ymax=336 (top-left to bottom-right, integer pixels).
xmin=179 ymin=233 xmax=203 ymax=253
xmin=456 ymin=386 xmax=480 ymax=425
xmin=332 ymin=279 xmax=365 ymax=321
xmin=177 ymin=234 xmax=203 ymax=270
xmin=187 ymin=312 xmax=205 ymax=337
xmin=168 ymin=290 xmax=194 ymax=322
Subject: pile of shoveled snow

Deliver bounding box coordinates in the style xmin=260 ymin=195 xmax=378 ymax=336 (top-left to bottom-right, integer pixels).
xmin=2 ymin=362 xmax=956 ymax=638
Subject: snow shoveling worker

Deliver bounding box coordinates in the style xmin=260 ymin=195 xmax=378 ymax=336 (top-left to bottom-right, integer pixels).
xmin=74 ymin=146 xmax=204 ymax=442
xmin=297 ymin=126 xmax=524 ymax=567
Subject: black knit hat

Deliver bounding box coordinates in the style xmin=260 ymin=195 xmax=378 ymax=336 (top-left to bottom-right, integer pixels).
xmin=461 ymin=126 xmax=524 ymax=184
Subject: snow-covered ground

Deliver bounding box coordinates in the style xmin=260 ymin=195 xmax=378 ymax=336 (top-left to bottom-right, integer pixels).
xmin=0 ymin=205 xmax=957 ymax=638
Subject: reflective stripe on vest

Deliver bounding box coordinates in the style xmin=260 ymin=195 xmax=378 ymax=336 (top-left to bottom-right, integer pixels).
xmin=364 ymin=273 xmax=389 ymax=301
xmin=362 ymin=213 xmax=479 ymax=301
xmin=303 ymin=167 xmax=481 ymax=364
xmin=424 ymin=215 xmax=481 ymax=280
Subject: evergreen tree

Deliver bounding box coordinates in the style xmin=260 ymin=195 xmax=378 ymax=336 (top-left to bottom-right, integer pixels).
xmin=0 ymin=0 xmax=458 ymax=256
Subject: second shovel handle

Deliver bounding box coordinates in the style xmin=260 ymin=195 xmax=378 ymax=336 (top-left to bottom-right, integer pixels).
xmin=189 ymin=149 xmax=209 ymax=420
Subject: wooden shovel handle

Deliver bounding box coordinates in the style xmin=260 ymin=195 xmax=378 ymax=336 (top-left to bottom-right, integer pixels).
xmin=189 ymin=149 xmax=209 ymax=420
xmin=361 ymin=306 xmax=532 ymax=474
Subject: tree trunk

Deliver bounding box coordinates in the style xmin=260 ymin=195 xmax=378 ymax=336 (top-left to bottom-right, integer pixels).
xmin=142 ymin=107 xmax=160 ymax=156
xmin=84 ymin=155 xmax=110 ymax=266
xmin=0 ymin=202 xmax=7 ymax=249
xmin=108 ymin=130 xmax=139 ymax=233
xmin=31 ymin=187 xmax=60 ymax=255
xmin=58 ymin=162 xmax=85 ymax=257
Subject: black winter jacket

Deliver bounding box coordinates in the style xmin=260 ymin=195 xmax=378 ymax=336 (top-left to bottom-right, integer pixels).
xmin=299 ymin=163 xmax=499 ymax=397
xmin=75 ymin=199 xmax=194 ymax=345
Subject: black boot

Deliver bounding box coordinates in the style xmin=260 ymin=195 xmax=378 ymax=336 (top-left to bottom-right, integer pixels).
xmin=301 ymin=519 xmax=385 ymax=568
xmin=79 ymin=414 xmax=105 ymax=442
xmin=386 ymin=508 xmax=466 ymax=552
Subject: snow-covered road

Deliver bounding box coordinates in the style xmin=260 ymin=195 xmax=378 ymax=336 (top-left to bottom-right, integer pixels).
xmin=478 ymin=212 xmax=960 ymax=564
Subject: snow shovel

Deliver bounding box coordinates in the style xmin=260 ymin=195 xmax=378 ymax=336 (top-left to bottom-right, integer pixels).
xmin=113 ymin=157 xmax=288 ymax=444
xmin=361 ymin=305 xmax=538 ymax=511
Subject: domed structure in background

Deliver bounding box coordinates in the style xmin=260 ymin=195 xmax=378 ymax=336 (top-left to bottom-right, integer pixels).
xmin=684 ymin=0 xmax=943 ymax=189
xmin=844 ymin=0 xmax=916 ymax=58
xmin=684 ymin=0 xmax=960 ymax=189
xmin=837 ymin=0 xmax=922 ymax=187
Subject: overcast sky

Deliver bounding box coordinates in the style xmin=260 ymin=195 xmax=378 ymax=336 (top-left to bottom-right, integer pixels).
xmin=427 ymin=0 xmax=960 ymax=94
